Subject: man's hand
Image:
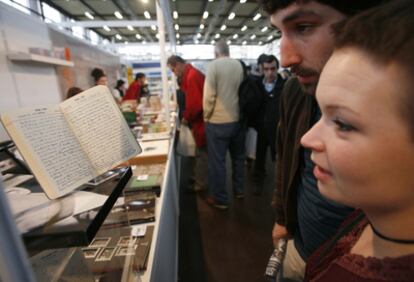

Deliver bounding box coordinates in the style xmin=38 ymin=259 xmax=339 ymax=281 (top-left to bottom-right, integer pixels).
xmin=272 ymin=223 xmax=289 ymax=248
xmin=181 ymin=118 xmax=189 ymax=126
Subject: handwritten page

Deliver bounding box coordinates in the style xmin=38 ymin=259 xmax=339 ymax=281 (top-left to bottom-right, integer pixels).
xmin=1 ymin=107 xmax=96 ymax=198
xmin=61 ymin=86 xmax=141 ymax=174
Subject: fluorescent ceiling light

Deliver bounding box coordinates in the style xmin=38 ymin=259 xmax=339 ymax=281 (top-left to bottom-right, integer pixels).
xmin=84 ymin=12 xmax=94 ymax=20
xmin=203 ymin=11 xmax=209 ymax=19
xmin=174 ymin=24 xmax=179 ymax=30
xmin=127 ymin=25 xmax=134 ymax=31
xmin=144 ymin=11 xmax=151 ymax=19
xmin=156 ymin=33 xmax=160 ymax=39
xmin=200 ymin=24 xmax=205 ymax=30
xmin=151 ymin=25 xmax=157 ymax=31
xmin=250 ymin=34 xmax=256 ymax=39
xmin=241 ymin=25 xmax=247 ymax=31
xmin=195 ymin=39 xmax=199 ymax=44
xmin=253 ymin=13 xmax=261 ymax=21
xmin=261 ymin=26 xmax=268 ymax=32
xmin=177 ymin=40 xmax=181 ymax=44
xmin=220 ymin=25 xmax=226 ymax=31
xmin=211 ymin=40 xmax=215 ymax=44
xmin=240 ymin=0 xmax=247 ymax=3
xmin=142 ymin=0 xmax=148 ymax=3
xmin=258 ymin=41 xmax=263 ymax=45
xmin=228 ymin=12 xmax=235 ymax=20
xmin=103 ymin=25 xmax=111 ymax=31
xmin=114 ymin=11 xmax=123 ymax=19
xmin=242 ymin=40 xmax=247 ymax=45
xmin=143 ymin=40 xmax=147 ymax=44
xmin=227 ymin=40 xmax=231 ymax=45
xmin=197 ymin=33 xmax=202 ymax=38
xmin=136 ymin=34 xmax=142 ymax=39
xmin=267 ymin=35 xmax=273 ymax=40
xmin=209 ymin=0 xmax=213 ymax=2
xmin=215 ymin=33 xmax=220 ymax=39
xmin=176 ymin=33 xmax=180 ymax=38
xmin=124 ymin=41 xmax=128 ymax=44
xmin=173 ymin=11 xmax=178 ymax=19
xmin=233 ymin=34 xmax=238 ymax=39
xmin=115 ymin=34 xmax=122 ymax=40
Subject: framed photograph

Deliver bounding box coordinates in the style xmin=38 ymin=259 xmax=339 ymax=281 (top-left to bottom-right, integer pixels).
xmin=95 ymin=247 xmax=116 ymax=262
xmin=90 ymin=237 xmax=110 ymax=248
xmin=117 ymin=236 xmax=136 ymax=247
xmin=82 ymin=247 xmax=100 ymax=259
xmin=115 ymin=245 xmax=137 ymax=256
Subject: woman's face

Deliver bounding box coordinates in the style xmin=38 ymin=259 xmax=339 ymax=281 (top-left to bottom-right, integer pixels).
xmin=301 ymin=48 xmax=414 ymax=212
xmin=97 ymin=76 xmax=108 ymax=86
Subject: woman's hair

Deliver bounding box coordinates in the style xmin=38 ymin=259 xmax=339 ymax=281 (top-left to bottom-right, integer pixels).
xmin=66 ymin=87 xmax=83 ymax=99
xmin=260 ymin=0 xmax=387 ymax=16
xmin=334 ymin=0 xmax=414 ymax=139
xmin=91 ymin=68 xmax=106 ymax=83
xmin=116 ymin=79 xmax=125 ymax=88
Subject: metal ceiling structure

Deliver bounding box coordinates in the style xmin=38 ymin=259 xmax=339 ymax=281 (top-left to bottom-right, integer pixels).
xmin=41 ymin=0 xmax=280 ymax=46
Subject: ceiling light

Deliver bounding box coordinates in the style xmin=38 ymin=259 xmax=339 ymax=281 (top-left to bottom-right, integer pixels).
xmin=240 ymin=0 xmax=247 ymax=3
xmin=176 ymin=33 xmax=180 ymax=38
xmin=124 ymin=41 xmax=128 ymax=44
xmin=84 ymin=12 xmax=94 ymax=20
xmin=267 ymin=35 xmax=273 ymax=40
xmin=142 ymin=0 xmax=148 ymax=3
xmin=215 ymin=33 xmax=220 ymax=39
xmin=261 ymin=26 xmax=268 ymax=32
xmin=173 ymin=11 xmax=178 ymax=19
xmin=144 ymin=11 xmax=151 ymax=19
xmin=258 ymin=41 xmax=263 ymax=45
xmin=143 ymin=40 xmax=147 ymax=44
xmin=151 ymin=25 xmax=157 ymax=31
xmin=103 ymin=25 xmax=111 ymax=31
xmin=228 ymin=12 xmax=235 ymax=20
xmin=197 ymin=33 xmax=202 ymax=38
xmin=227 ymin=40 xmax=231 ymax=45
xmin=233 ymin=34 xmax=238 ymax=39
xmin=114 ymin=11 xmax=123 ymax=19
xmin=253 ymin=13 xmax=261 ymax=21
xmin=209 ymin=0 xmax=213 ymax=2
xmin=195 ymin=39 xmax=199 ymax=44
xmin=156 ymin=33 xmax=160 ymax=39
xmin=136 ymin=34 xmax=142 ymax=39
xmin=115 ymin=34 xmax=122 ymax=40
xmin=200 ymin=24 xmax=205 ymax=30
xmin=242 ymin=40 xmax=247 ymax=45
xmin=220 ymin=25 xmax=226 ymax=31
xmin=203 ymin=11 xmax=209 ymax=19
xmin=174 ymin=24 xmax=179 ymax=30
xmin=177 ymin=40 xmax=181 ymax=44
xmin=241 ymin=25 xmax=247 ymax=31
xmin=211 ymin=40 xmax=215 ymax=44
xmin=127 ymin=25 xmax=134 ymax=31
xmin=250 ymin=34 xmax=256 ymax=39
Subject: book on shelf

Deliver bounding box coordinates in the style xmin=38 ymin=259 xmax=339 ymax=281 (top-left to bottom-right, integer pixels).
xmin=0 ymin=85 xmax=141 ymax=199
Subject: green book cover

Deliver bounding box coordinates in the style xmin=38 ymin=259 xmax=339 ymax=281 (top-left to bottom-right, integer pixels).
xmin=125 ymin=175 xmax=161 ymax=194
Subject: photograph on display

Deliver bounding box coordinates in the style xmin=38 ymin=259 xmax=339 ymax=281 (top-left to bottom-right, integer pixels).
xmin=95 ymin=247 xmax=116 ymax=262
xmin=82 ymin=247 xmax=101 ymax=259
xmin=90 ymin=237 xmax=111 ymax=248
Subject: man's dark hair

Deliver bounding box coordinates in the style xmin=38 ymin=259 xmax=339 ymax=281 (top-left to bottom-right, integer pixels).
xmin=262 ymin=55 xmax=279 ymax=69
xmin=260 ymin=0 xmax=386 ymax=16
xmin=167 ymin=55 xmax=186 ymax=66
xmin=257 ymin=53 xmax=268 ymax=65
xmin=91 ymin=67 xmax=105 ymax=83
xmin=135 ymin=73 xmax=145 ymax=80
xmin=66 ymin=87 xmax=83 ymax=99
xmin=116 ymin=79 xmax=125 ymax=88
xmin=334 ymin=0 xmax=414 ymax=138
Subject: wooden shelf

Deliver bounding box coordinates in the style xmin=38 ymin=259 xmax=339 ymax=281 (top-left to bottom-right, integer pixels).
xmin=7 ymin=52 xmax=74 ymax=67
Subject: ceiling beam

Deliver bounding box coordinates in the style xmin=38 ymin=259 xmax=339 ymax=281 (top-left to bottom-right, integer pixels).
xmin=56 ymin=20 xmax=157 ymax=28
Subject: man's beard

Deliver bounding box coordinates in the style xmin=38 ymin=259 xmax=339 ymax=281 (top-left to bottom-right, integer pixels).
xmin=291 ymin=66 xmax=320 ymax=96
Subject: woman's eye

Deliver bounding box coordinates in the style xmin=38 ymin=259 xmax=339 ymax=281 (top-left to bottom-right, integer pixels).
xmin=333 ymin=118 xmax=355 ymax=132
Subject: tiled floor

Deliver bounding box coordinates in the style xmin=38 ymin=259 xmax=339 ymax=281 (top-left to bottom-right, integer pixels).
xmin=178 ymin=155 xmax=276 ymax=282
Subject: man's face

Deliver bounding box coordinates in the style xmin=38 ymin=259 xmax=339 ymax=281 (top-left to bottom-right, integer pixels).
xmin=168 ymin=62 xmax=185 ymax=79
xmin=270 ymin=1 xmax=346 ymax=95
xmin=263 ymin=61 xmax=278 ymax=82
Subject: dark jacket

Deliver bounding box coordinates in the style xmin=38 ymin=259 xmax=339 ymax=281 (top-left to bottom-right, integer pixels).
xmin=272 ymin=77 xmax=315 ymax=235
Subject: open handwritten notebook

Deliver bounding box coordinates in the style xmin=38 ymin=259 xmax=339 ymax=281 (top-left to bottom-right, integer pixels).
xmin=1 ymin=86 xmax=141 ymax=199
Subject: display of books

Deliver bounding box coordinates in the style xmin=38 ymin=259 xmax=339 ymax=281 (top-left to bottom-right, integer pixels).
xmin=6 ymin=167 xmax=132 ymax=251
xmin=1 ymin=86 xmax=142 ymax=199
xmin=124 ymin=174 xmax=162 ymax=196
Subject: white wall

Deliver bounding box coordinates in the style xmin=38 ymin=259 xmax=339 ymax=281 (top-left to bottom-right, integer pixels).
xmin=0 ymin=2 xmax=65 ymax=142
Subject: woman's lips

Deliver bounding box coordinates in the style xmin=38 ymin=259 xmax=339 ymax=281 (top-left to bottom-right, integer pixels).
xmin=313 ymin=165 xmax=332 ymax=182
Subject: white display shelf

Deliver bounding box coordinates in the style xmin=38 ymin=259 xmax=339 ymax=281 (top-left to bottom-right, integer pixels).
xmin=7 ymin=52 xmax=74 ymax=67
